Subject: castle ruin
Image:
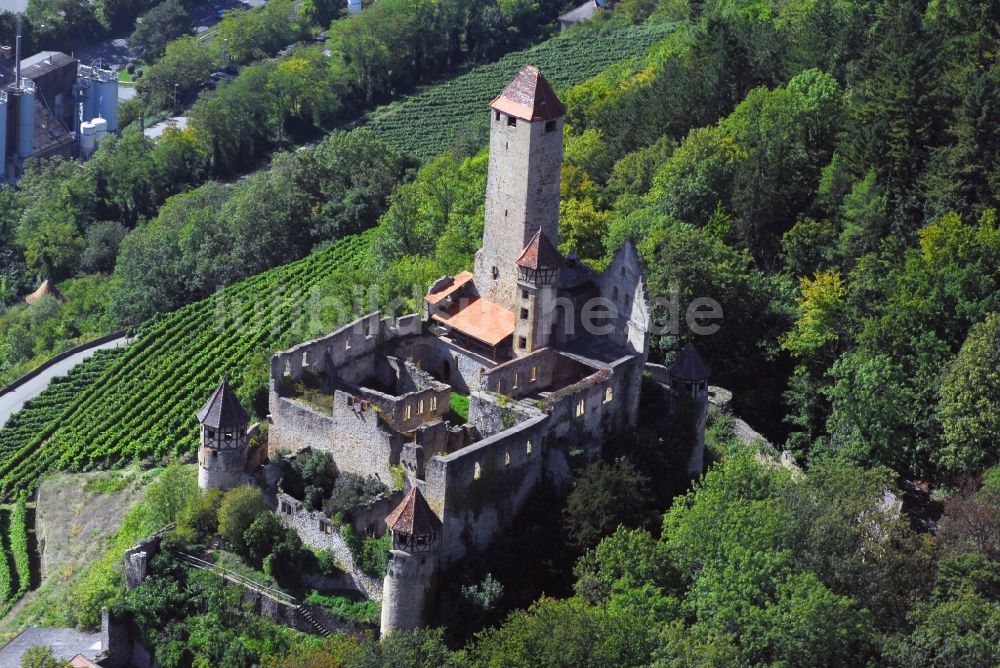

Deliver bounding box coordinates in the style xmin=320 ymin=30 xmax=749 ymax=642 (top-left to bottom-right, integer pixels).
xmin=259 ymin=65 xmax=710 ymax=636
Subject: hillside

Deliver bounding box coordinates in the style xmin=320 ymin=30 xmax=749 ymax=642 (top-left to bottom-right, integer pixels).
xmin=366 ymin=21 xmax=676 ymax=160
xmin=0 ymin=233 xmax=370 ymax=501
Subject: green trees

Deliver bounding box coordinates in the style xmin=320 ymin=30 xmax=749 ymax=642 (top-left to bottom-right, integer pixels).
xmin=129 ymin=0 xmax=192 ymax=60
xmin=217 ymin=486 xmax=267 ymax=552
xmin=563 ymin=459 xmax=654 ymax=549
xmin=937 ymin=314 xmax=1000 ymax=477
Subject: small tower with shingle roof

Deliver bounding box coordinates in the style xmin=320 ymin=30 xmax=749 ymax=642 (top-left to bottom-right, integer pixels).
xmin=513 ymin=230 xmax=563 ymax=356
xmin=668 ymin=343 xmax=711 ymax=476
xmin=196 ymin=378 xmax=250 ymax=490
xmin=475 ymin=64 xmax=566 ymax=311
xmin=380 ymin=487 xmax=441 ymax=637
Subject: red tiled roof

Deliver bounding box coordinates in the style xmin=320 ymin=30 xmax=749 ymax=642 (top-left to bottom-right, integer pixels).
xmin=425 ymin=271 xmax=475 ymax=306
xmin=516 ymin=231 xmax=562 ymax=270
xmin=668 ymin=342 xmax=710 ymax=381
xmin=197 ymin=378 xmax=249 ymax=429
xmin=432 ymin=296 xmax=515 ymax=347
xmin=490 ymin=65 xmax=566 ymax=122
xmin=25 ymin=280 xmax=66 ymax=305
xmin=385 ymin=487 xmax=442 ymax=536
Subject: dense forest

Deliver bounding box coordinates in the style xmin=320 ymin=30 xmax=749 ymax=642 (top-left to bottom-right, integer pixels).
xmin=0 ymin=0 xmax=999 ymax=665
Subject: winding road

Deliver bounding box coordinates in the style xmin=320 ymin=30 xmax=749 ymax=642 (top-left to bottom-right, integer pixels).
xmin=0 ymin=336 xmax=128 ymax=428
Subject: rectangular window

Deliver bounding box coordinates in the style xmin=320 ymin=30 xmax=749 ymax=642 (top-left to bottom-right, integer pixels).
xmin=430 ymin=396 xmax=438 ymax=411
xmin=522 ymin=290 xmax=529 ymax=300
xmin=405 ymin=404 xmax=412 ymax=420
xmin=604 ymin=387 xmax=614 ymax=404
xmin=495 ymin=110 xmax=501 ymax=122
xmin=520 ymin=307 xmax=529 ymax=320
xmin=576 ymin=398 xmax=586 ymax=417
xmin=544 ymin=120 xmax=556 ymax=133
xmin=530 ymin=366 xmax=537 ymax=382
xmin=513 ymin=373 xmax=520 ymax=389
xmin=507 ymin=116 xmax=517 ymax=127
xmin=518 ymin=336 xmax=527 ymax=349
xmin=418 ymin=399 xmax=424 ymax=414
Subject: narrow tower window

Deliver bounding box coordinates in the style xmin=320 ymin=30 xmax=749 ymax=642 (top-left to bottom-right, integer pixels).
xmin=544 ymin=120 xmax=556 ymax=133
xmin=507 ymin=116 xmax=517 ymax=127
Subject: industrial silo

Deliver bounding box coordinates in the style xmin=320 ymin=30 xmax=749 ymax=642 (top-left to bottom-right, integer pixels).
xmin=79 ymin=119 xmax=96 ymax=158
xmin=79 ymin=79 xmax=98 ymax=124
xmin=96 ymin=74 xmax=118 ymax=132
xmin=92 ymin=117 xmax=108 ymax=148
xmin=16 ymin=79 xmax=35 ymax=159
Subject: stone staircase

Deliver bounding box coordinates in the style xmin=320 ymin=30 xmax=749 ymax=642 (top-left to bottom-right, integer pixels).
xmin=295 ymin=604 xmax=333 ymax=637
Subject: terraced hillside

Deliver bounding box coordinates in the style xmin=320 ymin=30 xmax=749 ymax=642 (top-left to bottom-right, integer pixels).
xmin=0 ymin=234 xmax=372 ymax=501
xmin=367 ymin=21 xmax=676 ymax=160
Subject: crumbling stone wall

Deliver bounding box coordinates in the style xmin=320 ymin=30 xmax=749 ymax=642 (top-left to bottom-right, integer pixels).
xmin=268 ymin=392 xmax=400 ymax=482
xmin=597 ymin=240 xmax=651 ymax=354
xmin=424 ymin=415 xmax=549 ymax=564
xmin=275 ymin=493 xmax=385 ymax=600
xmin=480 ymin=347 xmax=559 ymax=398
xmin=123 ymin=536 xmax=160 ymax=590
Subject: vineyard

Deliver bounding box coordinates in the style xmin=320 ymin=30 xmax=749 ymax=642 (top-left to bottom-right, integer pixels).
xmin=366 ymin=21 xmax=676 ymax=160
xmin=0 ymin=495 xmax=33 ymax=616
xmin=0 ymin=233 xmax=372 ymax=503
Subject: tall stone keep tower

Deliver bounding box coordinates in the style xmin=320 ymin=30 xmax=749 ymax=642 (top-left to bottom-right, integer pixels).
xmin=475 ymin=65 xmax=565 ymax=311
xmin=668 ymin=343 xmax=711 ymax=476
xmin=197 ymin=378 xmax=250 ymax=490
xmin=380 ymin=487 xmax=442 ymax=637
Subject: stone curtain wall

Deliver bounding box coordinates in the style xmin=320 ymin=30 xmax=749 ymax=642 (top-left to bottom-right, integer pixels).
xmin=480 ymin=347 xmax=559 ymax=399
xmin=597 ymin=240 xmax=651 ymax=355
xmin=424 ymin=414 xmax=549 ymax=563
xmin=545 ymin=355 xmax=645 ymax=453
xmin=388 ymin=334 xmax=494 ymax=394
xmin=270 ymin=313 xmax=421 ymax=385
xmin=276 ymin=493 xmax=385 ymax=600
xmin=268 ymin=392 xmax=401 ymax=482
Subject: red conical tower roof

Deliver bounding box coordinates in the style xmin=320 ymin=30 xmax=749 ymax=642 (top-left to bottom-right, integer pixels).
xmin=516 ymin=231 xmax=563 ymax=270
xmin=25 ymin=280 xmax=66 ymax=305
xmin=385 ymin=487 xmax=442 ymax=536
xmin=490 ymin=65 xmax=566 ymax=122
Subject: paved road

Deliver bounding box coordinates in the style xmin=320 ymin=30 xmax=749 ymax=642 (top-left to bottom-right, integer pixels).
xmin=0 ymin=337 xmax=128 ymax=429
xmin=144 ymin=115 xmax=188 ymax=140
xmin=0 ymin=0 xmax=27 ymax=13
xmin=0 ymin=627 xmax=101 ymax=667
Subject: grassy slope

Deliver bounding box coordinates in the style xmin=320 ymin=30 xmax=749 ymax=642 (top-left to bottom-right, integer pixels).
xmin=366 ymin=21 xmax=675 ymax=160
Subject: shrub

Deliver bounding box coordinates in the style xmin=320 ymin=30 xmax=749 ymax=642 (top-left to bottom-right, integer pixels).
xmin=218 ymin=486 xmax=267 ymax=552
xmin=326 ymin=474 xmax=389 ymax=519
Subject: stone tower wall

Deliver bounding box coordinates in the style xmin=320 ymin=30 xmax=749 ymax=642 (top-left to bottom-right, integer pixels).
xmin=475 ymin=114 xmax=564 ymax=310
xmin=198 ymin=444 xmax=248 ymax=490
xmin=380 ymin=549 xmax=436 ymax=636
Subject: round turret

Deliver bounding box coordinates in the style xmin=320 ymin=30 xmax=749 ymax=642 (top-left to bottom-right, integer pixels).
xmin=380 ymin=487 xmax=442 ymax=637
xmin=196 ymin=378 xmax=250 ymax=490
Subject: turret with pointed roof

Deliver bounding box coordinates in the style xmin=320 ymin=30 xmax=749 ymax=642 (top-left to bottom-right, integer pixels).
xmin=197 ymin=378 xmax=250 ymax=489
xmin=197 ymin=377 xmax=250 ymax=433
xmin=668 ymin=342 xmax=710 ymax=384
xmin=385 ymin=486 xmax=442 ymax=553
